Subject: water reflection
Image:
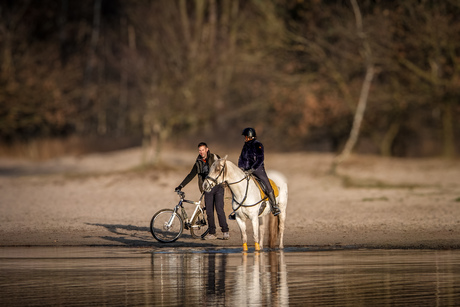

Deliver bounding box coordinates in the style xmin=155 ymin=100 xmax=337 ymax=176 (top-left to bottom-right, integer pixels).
xmin=206 ymin=253 xmax=227 ymax=305
xmin=231 ymin=252 xmax=288 ymax=306
xmin=149 ymin=250 xmax=288 ymax=306
xmin=1 ymin=248 xmax=460 ymax=306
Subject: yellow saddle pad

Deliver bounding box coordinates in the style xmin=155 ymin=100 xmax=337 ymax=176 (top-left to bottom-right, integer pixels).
xmin=253 ymin=177 xmax=279 ymax=199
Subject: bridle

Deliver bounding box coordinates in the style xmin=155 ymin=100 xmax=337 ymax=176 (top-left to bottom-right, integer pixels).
xmin=205 ymin=161 xmax=227 ymax=185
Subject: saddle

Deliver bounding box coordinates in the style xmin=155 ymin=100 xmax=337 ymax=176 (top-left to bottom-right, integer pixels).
xmin=251 ymin=176 xmax=278 ymax=216
xmin=251 ymin=176 xmax=279 ymax=199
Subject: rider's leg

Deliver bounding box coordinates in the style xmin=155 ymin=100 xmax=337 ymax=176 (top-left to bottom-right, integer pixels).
xmin=253 ymin=168 xmax=280 ymax=216
xmin=267 ymin=191 xmax=280 ymax=216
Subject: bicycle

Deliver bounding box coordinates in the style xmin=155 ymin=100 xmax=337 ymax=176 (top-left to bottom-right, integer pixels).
xmin=150 ymin=191 xmax=209 ymax=243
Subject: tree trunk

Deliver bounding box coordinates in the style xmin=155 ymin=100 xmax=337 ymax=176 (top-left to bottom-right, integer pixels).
xmin=442 ymin=101 xmax=456 ymax=158
xmin=330 ymin=0 xmax=375 ymax=174
xmin=380 ymin=121 xmax=400 ymax=157
xmin=79 ymin=0 xmax=102 ymax=133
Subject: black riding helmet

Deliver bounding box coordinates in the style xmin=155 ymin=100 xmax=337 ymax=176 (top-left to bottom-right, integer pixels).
xmin=242 ymin=127 xmax=256 ymax=138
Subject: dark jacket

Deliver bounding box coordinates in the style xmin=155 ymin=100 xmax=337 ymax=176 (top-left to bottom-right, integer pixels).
xmin=238 ymin=139 xmax=265 ymax=171
xmin=180 ymin=151 xmax=220 ymax=192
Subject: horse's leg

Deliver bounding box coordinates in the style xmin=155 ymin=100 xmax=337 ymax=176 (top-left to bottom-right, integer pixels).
xmin=279 ymin=211 xmax=285 ymax=249
xmin=236 ymin=216 xmax=249 ymax=251
xmin=259 ymin=215 xmax=265 ymax=250
xmin=251 ymin=216 xmax=260 ymax=251
xmin=278 ymin=184 xmax=288 ymax=249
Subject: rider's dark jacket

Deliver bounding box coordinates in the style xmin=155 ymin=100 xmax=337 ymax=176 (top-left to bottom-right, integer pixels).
xmin=238 ymin=138 xmax=274 ymax=194
xmin=180 ymin=151 xmax=220 ymax=193
xmin=238 ymin=139 xmax=265 ymax=171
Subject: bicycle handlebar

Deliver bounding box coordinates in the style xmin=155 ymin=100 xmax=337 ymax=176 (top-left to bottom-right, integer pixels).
xmin=176 ymin=191 xmax=205 ymax=206
xmin=176 ymin=190 xmax=185 ymax=198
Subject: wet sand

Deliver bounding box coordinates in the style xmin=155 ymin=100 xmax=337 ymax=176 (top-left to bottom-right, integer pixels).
xmin=1 ymin=147 xmax=459 ymax=249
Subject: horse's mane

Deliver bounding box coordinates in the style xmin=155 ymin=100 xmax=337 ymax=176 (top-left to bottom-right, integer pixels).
xmin=222 ymin=158 xmax=246 ymax=179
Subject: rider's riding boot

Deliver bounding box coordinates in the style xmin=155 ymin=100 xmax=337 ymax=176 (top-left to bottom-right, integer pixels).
xmin=228 ymin=212 xmax=236 ymax=220
xmin=268 ymin=191 xmax=281 ymax=216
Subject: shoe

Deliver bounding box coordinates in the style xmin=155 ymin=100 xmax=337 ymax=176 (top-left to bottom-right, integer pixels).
xmin=204 ymin=234 xmax=217 ymax=240
xmin=223 ymin=232 xmax=230 ymax=240
xmin=228 ymin=212 xmax=236 ymax=220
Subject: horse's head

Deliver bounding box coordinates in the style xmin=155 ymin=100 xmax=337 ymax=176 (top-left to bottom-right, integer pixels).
xmin=203 ymin=155 xmax=227 ymax=192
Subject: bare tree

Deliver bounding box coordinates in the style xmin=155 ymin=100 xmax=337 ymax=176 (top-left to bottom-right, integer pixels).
xmin=330 ymin=0 xmax=375 ymax=174
xmin=79 ymin=0 xmax=102 ymax=134
xmin=395 ymin=1 xmax=459 ymax=158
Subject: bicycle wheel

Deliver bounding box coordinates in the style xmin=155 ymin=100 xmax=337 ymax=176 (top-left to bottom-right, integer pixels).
xmin=190 ymin=210 xmax=209 ymax=239
xmin=150 ymin=209 xmax=183 ymax=243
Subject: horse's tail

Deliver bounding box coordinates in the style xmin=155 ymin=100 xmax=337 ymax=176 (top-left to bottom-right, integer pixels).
xmin=267 ymin=170 xmax=287 ymax=248
xmin=268 ymin=214 xmax=279 ymax=248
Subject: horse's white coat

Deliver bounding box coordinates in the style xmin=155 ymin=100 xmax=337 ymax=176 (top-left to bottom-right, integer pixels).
xmin=203 ymin=157 xmax=288 ymax=250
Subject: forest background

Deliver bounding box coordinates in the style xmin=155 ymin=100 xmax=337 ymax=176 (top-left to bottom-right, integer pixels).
xmin=1 ymin=0 xmax=459 ymax=162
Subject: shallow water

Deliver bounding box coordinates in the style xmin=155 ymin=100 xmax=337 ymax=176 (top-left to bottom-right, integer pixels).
xmin=1 ymin=247 xmax=459 ymax=306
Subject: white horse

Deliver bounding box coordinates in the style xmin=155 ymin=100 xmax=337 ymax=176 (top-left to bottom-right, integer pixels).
xmin=203 ymin=156 xmax=288 ymax=251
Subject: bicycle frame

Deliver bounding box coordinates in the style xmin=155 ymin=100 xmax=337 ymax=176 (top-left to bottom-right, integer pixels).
xmin=168 ymin=192 xmax=205 ymax=230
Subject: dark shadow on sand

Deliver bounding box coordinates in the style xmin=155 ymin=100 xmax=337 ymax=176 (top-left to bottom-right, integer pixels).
xmin=86 ymin=223 xmax=217 ymax=248
xmin=86 ymin=223 xmax=150 ymax=235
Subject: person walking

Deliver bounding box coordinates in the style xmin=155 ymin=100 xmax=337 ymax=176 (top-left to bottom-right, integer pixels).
xmin=175 ymin=142 xmax=229 ymax=240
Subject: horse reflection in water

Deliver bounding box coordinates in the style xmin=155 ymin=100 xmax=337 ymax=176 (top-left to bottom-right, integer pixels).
xmin=233 ymin=251 xmax=289 ymax=307
xmin=150 ymin=251 xmax=288 ymax=306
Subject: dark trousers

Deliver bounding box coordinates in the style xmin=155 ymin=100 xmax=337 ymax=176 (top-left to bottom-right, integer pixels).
xmin=253 ymin=167 xmax=273 ymax=194
xmin=205 ymin=184 xmax=229 ymax=234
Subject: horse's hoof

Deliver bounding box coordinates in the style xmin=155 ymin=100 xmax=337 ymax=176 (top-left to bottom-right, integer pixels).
xmin=243 ymin=243 xmax=248 ymax=251
xmin=255 ymin=243 xmax=260 ymax=251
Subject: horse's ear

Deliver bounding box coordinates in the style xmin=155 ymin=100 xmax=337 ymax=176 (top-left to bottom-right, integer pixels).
xmin=223 ymin=155 xmax=228 ymax=161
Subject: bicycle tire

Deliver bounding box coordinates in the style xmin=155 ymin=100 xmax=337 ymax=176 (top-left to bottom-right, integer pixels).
xmin=190 ymin=210 xmax=209 ymax=239
xmin=150 ymin=209 xmax=183 ymax=243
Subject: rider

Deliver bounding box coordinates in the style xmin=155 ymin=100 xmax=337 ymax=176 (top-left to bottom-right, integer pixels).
xmin=175 ymin=142 xmax=229 ymax=240
xmin=229 ymin=127 xmax=281 ymax=220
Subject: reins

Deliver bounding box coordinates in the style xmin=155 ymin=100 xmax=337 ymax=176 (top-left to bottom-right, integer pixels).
xmin=206 ymin=161 xmax=267 ymax=213
xmin=227 ymin=174 xmax=266 ymax=209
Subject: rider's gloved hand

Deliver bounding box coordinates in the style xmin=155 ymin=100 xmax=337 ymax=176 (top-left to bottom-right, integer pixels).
xmin=175 ymin=185 xmax=183 ymax=192
xmin=246 ymin=169 xmax=254 ymax=175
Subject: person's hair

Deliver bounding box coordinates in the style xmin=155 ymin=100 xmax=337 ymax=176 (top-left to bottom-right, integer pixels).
xmin=197 ymin=142 xmax=208 ymax=148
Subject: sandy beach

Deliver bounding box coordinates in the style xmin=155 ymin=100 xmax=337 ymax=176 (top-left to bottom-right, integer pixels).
xmin=1 ymin=147 xmax=459 ymax=249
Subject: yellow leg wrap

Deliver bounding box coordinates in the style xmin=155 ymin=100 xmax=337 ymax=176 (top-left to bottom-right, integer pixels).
xmin=243 ymin=243 xmax=248 ymax=251
xmin=255 ymin=242 xmax=260 ymax=251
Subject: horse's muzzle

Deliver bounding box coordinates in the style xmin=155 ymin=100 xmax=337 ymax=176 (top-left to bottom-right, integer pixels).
xmin=202 ymin=179 xmax=214 ymax=192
